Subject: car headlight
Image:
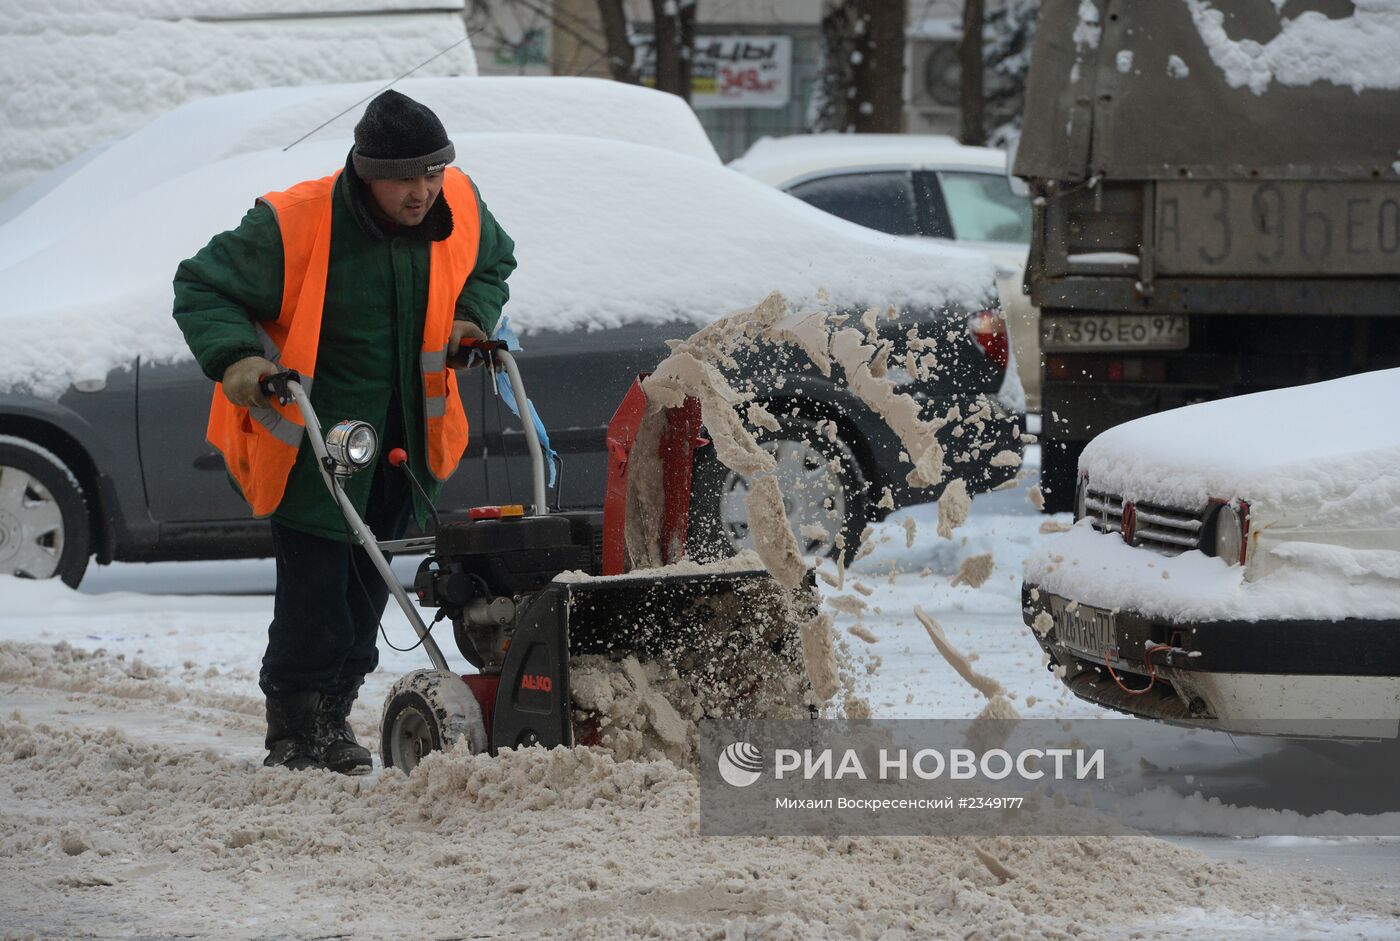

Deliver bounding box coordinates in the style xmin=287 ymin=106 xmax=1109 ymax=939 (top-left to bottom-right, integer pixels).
xmin=1210 ymin=501 xmax=1248 ymax=566
xmin=1073 ymin=475 xmax=1088 ymax=521
xmin=325 ymin=420 xmax=378 ymax=472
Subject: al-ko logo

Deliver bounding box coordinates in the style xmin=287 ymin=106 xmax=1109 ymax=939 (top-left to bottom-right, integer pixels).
xmin=718 ymin=741 xmax=764 ymax=787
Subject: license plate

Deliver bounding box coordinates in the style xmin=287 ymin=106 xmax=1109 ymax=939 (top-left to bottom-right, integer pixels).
xmin=1052 ymin=598 xmax=1117 ymax=659
xmin=1040 ymin=314 xmax=1188 ymax=351
xmin=1156 ymin=180 xmax=1400 ymax=276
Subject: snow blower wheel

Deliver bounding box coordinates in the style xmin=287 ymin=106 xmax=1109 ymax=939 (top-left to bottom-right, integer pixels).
xmin=380 ymin=669 xmax=487 ymax=774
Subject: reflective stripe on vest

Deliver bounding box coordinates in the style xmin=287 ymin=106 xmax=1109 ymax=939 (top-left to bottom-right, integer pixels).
xmin=205 ymin=168 xmax=480 ymax=516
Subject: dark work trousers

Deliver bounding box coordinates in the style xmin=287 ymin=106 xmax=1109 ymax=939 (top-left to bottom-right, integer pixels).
xmin=259 ymin=454 xmax=414 ymax=696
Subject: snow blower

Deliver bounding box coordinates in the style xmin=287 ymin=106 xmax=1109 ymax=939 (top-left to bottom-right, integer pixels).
xmin=260 ymin=339 xmax=815 ymax=773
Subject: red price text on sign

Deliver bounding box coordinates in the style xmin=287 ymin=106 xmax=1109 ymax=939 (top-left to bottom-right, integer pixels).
xmin=720 ymin=67 xmax=778 ymax=94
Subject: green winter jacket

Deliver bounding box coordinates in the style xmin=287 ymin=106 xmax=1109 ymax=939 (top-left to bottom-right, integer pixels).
xmin=172 ymin=154 xmax=516 ymax=540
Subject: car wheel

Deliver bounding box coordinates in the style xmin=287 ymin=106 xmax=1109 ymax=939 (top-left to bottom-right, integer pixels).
xmin=690 ymin=415 xmax=868 ymax=564
xmin=0 ymin=438 xmax=90 ymax=588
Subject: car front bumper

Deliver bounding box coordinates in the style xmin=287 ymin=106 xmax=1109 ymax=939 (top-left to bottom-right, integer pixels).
xmin=1022 ymin=584 xmax=1400 ymax=740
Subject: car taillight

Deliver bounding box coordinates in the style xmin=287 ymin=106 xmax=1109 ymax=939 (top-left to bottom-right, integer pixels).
xmin=967 ymin=309 xmax=1009 ymax=369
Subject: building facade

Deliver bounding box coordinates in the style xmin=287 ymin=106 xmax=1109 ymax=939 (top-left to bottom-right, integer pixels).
xmin=468 ymin=0 xmax=984 ymax=161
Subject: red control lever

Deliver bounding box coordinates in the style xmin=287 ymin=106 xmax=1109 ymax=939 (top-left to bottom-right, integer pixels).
xmin=388 ymin=448 xmax=408 ymax=468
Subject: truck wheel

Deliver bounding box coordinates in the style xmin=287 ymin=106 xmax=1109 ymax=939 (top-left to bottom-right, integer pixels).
xmin=0 ymin=438 xmax=90 ymax=588
xmin=690 ymin=416 xmax=868 ymax=564
xmin=1038 ymin=439 xmax=1084 ymax=515
xmin=380 ymin=669 xmax=488 ymax=774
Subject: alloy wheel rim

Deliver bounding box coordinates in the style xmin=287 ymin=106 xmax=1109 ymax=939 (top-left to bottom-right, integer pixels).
xmin=719 ymin=438 xmax=846 ymax=556
xmin=0 ymin=465 xmax=64 ymax=579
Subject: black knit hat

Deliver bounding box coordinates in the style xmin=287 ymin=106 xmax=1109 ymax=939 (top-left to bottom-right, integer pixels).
xmin=351 ymin=90 xmax=455 ymax=180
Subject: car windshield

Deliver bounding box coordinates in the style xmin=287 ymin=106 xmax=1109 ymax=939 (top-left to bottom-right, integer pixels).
xmin=938 ymin=171 xmax=1031 ymax=244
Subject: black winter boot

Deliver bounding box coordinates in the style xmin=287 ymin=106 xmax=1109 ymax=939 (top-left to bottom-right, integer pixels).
xmin=264 ymin=690 xmax=326 ymax=771
xmin=318 ymin=678 xmax=373 ymax=775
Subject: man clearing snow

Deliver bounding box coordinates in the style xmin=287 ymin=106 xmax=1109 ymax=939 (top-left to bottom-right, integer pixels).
xmin=172 ymin=91 xmax=517 ymax=773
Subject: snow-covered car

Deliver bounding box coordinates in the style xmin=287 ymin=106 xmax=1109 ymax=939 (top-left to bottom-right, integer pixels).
xmin=730 ymin=133 xmax=1039 ymax=410
xmin=0 ymin=0 xmax=480 ymax=203
xmin=1021 ymin=369 xmax=1400 ymax=740
xmin=0 ymin=78 xmax=1020 ymax=587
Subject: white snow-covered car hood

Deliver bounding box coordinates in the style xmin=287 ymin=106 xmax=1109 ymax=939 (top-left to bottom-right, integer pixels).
xmin=1026 ymin=368 xmax=1400 ymax=623
xmin=1077 ymin=367 xmax=1400 ymax=529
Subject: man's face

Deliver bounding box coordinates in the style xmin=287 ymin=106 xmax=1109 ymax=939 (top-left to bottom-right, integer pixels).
xmin=366 ymin=172 xmax=444 ymax=227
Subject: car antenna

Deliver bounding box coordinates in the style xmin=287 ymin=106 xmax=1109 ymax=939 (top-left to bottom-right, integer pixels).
xmin=282 ymin=34 xmax=471 ymax=152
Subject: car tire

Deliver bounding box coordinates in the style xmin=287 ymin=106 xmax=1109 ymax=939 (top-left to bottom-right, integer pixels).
xmin=0 ymin=438 xmax=90 ymax=588
xmin=689 ymin=414 xmax=868 ymax=564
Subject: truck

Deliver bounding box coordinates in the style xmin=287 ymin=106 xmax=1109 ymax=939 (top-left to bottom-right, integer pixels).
xmin=1013 ymin=0 xmax=1400 ymax=512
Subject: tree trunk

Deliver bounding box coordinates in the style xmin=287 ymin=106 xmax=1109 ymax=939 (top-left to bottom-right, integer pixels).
xmin=960 ymin=0 xmax=986 ymax=145
xmin=819 ymin=0 xmax=906 ymax=133
xmin=597 ymin=0 xmax=639 ymax=84
xmin=849 ymin=0 xmax=907 ymax=133
xmin=651 ymin=0 xmax=697 ymax=102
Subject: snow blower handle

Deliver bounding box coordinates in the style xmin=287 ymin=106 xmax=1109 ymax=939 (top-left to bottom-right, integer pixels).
xmin=257 ymin=369 xmax=301 ymax=407
xmin=451 ymin=336 xmax=508 ymax=370
xmin=457 ymin=340 xmax=550 ymax=517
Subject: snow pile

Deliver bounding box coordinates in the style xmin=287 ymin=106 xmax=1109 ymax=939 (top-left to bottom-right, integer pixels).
xmin=1024 ymin=521 xmax=1400 ymax=622
xmin=0 ymin=0 xmax=477 ymax=199
xmin=1185 ymin=0 xmax=1400 ymax=94
xmin=0 ymin=640 xmax=260 ymax=721
xmin=0 ymin=133 xmax=994 ymax=398
xmin=2 ymin=476 xmax=1394 ymax=935
xmin=0 ymin=671 xmax=1383 ymax=939
xmin=567 ymin=606 xmax=815 ymax=767
xmin=0 ymin=76 xmax=720 ymax=268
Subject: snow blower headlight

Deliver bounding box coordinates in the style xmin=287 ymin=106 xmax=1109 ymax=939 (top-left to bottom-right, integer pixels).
xmin=325 ymin=421 xmax=378 ymax=473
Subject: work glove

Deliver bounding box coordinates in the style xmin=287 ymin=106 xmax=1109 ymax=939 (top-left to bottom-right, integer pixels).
xmin=221 ymin=355 xmax=279 ymax=409
xmin=447 ymin=319 xmax=489 ymax=369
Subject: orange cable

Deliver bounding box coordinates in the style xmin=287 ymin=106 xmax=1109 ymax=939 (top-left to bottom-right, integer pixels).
xmin=1105 ymin=644 xmax=1161 ymax=696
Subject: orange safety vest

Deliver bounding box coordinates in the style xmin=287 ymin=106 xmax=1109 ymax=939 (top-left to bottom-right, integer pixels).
xmin=206 ymin=168 xmax=481 ymax=517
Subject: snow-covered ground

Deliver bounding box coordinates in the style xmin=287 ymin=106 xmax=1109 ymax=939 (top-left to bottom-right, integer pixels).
xmin=3 ymin=453 xmax=1397 ymax=939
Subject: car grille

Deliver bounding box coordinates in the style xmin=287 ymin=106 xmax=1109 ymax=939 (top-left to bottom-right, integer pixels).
xmin=1082 ymin=487 xmax=1207 ymax=555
